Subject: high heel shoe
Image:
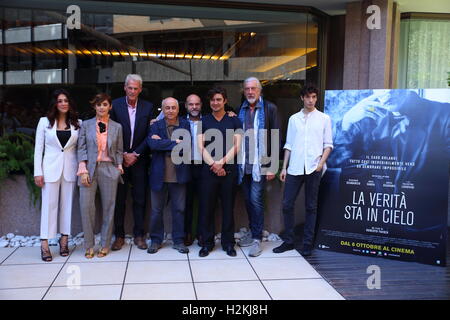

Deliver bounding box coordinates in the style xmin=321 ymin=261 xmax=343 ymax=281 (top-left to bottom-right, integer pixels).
xmin=41 ymin=240 xmax=53 ymax=262
xmin=58 ymin=234 xmax=70 ymax=257
xmin=97 ymin=248 xmax=109 ymax=258
xmin=85 ymin=248 xmax=95 ymax=259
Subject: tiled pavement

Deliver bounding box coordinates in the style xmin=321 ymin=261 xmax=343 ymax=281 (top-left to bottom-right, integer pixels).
xmin=0 ymin=241 xmax=344 ymax=300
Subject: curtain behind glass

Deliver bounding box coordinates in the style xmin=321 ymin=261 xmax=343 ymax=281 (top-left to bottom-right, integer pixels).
xmin=398 ymin=19 xmax=450 ymax=88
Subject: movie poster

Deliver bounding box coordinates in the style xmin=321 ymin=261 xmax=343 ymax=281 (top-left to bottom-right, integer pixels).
xmin=316 ymin=89 xmax=449 ymax=266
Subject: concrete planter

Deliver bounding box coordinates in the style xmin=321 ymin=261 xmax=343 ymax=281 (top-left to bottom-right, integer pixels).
xmin=0 ymin=175 xmax=83 ymax=236
xmin=0 ymin=174 xmax=308 ymax=237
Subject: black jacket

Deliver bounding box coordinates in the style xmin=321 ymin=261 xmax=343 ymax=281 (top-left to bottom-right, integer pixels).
xmin=110 ymin=96 xmax=154 ymax=155
xmin=238 ymin=98 xmax=281 ymax=168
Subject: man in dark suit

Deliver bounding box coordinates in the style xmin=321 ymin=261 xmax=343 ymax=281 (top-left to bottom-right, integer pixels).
xmin=110 ymin=74 xmax=153 ymax=250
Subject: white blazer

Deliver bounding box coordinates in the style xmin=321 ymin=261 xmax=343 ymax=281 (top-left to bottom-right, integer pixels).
xmin=34 ymin=117 xmax=81 ymax=183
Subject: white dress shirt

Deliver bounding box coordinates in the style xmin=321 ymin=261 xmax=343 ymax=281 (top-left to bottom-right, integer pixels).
xmin=187 ymin=114 xmax=202 ymax=163
xmin=126 ymin=97 xmax=138 ymax=150
xmin=284 ymin=108 xmax=333 ymax=175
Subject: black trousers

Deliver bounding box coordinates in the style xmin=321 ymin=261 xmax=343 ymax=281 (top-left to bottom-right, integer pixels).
xmin=198 ymin=165 xmax=237 ymax=249
xmin=282 ymin=171 xmax=321 ymax=246
xmin=114 ymin=158 xmax=148 ymax=238
xmin=184 ymin=164 xmax=202 ymax=236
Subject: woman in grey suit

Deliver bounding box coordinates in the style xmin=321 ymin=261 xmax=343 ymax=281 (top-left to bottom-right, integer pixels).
xmin=77 ymin=93 xmax=123 ymax=259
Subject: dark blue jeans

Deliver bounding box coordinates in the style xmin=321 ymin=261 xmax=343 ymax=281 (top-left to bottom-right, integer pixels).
xmin=241 ymin=174 xmax=266 ymax=240
xmin=282 ymin=171 xmax=321 ymax=246
xmin=150 ymin=183 xmax=186 ymax=245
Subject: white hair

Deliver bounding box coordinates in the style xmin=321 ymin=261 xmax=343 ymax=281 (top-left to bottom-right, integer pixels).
xmin=125 ymin=74 xmax=143 ymax=87
xmin=161 ymin=97 xmax=179 ymax=108
xmin=243 ymin=77 xmax=262 ymax=90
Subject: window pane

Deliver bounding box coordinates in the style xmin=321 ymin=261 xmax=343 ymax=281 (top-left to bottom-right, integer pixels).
xmin=0 ymin=1 xmax=323 ymax=135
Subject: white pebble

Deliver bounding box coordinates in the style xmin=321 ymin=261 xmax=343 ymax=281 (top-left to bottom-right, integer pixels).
xmin=267 ymin=233 xmax=281 ymax=241
xmin=6 ymin=233 xmax=15 ymax=240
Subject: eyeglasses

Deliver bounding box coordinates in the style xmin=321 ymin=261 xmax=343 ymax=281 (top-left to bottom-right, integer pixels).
xmin=98 ymin=122 xmax=106 ymax=133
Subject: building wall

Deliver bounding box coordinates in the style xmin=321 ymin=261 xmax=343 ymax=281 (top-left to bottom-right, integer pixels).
xmin=325 ymin=15 xmax=345 ymax=90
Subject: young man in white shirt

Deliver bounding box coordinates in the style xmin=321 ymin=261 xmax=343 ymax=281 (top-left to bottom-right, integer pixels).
xmin=273 ymin=85 xmax=333 ymax=256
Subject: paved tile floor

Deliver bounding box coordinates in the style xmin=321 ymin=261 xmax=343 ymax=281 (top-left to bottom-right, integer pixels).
xmin=0 ymin=241 xmax=344 ymax=300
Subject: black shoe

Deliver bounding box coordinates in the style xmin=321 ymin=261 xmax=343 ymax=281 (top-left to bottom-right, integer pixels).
xmin=272 ymin=242 xmax=295 ymax=253
xmin=224 ymin=246 xmax=237 ymax=257
xmin=199 ymin=247 xmax=210 ymax=257
xmin=301 ymin=244 xmax=313 ymax=257
xmin=58 ymin=234 xmax=69 ymax=257
xmin=173 ymin=243 xmax=189 ymax=254
xmin=40 ymin=241 xmax=52 ymax=262
xmin=147 ymin=242 xmax=161 ymax=254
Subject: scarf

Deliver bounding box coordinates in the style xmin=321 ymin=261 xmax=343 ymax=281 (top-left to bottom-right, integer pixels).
xmin=238 ymin=99 xmax=265 ymax=184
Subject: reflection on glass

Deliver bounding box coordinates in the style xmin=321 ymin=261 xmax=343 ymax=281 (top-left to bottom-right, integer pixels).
xmin=0 ymin=2 xmax=322 ymax=135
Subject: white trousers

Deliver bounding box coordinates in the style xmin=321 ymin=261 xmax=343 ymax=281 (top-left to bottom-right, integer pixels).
xmin=40 ymin=176 xmax=75 ymax=239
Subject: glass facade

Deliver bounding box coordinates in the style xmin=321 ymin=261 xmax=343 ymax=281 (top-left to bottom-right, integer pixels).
xmin=0 ymin=0 xmax=325 ymax=139
xmin=398 ymin=15 xmax=450 ymax=89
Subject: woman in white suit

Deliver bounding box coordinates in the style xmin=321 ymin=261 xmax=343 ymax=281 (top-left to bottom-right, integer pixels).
xmin=34 ymin=89 xmax=81 ymax=262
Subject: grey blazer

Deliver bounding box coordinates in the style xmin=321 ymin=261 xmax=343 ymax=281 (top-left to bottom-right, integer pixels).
xmin=77 ymin=117 xmax=123 ymax=184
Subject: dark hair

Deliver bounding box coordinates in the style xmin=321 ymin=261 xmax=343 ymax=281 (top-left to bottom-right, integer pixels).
xmin=47 ymin=89 xmax=80 ymax=130
xmin=90 ymin=93 xmax=112 ymax=108
xmin=300 ymin=84 xmax=319 ymax=98
xmin=207 ymin=87 xmax=228 ymax=101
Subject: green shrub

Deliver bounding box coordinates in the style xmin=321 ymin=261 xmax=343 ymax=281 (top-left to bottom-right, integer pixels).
xmin=0 ymin=133 xmax=40 ymax=206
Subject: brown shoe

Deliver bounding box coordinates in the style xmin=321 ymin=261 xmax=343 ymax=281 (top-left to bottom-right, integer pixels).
xmin=111 ymin=237 xmax=125 ymax=251
xmin=134 ymin=236 xmax=148 ymax=250
xmin=184 ymin=233 xmax=193 ymax=246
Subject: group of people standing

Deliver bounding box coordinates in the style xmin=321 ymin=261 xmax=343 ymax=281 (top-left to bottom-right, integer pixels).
xmin=33 ymin=74 xmax=333 ymax=261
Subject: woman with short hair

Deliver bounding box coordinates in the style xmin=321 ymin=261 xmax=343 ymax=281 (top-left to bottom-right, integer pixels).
xmin=77 ymin=93 xmax=124 ymax=259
